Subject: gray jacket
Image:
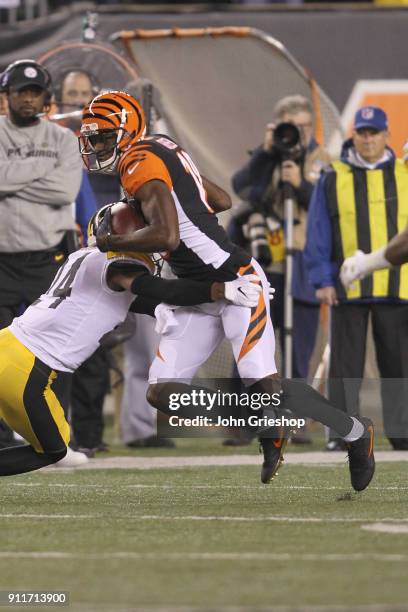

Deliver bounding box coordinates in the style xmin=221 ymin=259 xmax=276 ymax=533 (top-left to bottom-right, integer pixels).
xmin=0 ymin=115 xmax=82 ymax=252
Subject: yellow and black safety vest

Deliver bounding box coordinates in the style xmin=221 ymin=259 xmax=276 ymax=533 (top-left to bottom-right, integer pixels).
xmin=325 ymin=160 xmax=408 ymax=300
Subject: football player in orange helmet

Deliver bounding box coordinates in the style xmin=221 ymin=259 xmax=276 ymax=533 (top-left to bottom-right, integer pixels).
xmin=79 ymin=90 xmax=146 ymax=173
xmin=79 ymin=91 xmax=375 ymax=492
xmin=79 ymin=90 xmax=231 ymax=254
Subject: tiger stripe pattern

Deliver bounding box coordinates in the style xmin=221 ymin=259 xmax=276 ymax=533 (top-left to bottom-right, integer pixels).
xmin=237 ymin=264 xmax=267 ymax=362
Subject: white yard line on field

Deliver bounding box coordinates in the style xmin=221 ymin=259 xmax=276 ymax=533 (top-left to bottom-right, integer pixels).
xmin=361 ymin=523 xmax=408 ymax=534
xmin=6 ymin=482 xmax=408 ymax=492
xmin=122 ymin=484 xmax=408 ymax=491
xmin=8 ymin=482 xmax=106 ymax=487
xmin=2 ymin=514 xmax=408 ymax=524
xmin=0 ymin=551 xmax=406 ymax=562
xmin=43 ymin=450 xmax=408 ymax=471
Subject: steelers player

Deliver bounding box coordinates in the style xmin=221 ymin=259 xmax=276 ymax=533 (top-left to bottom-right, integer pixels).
xmin=0 ymin=210 xmax=261 ymax=477
xmin=79 ymin=91 xmax=375 ymax=492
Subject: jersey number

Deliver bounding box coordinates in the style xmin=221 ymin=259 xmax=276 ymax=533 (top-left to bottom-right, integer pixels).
xmin=176 ymin=150 xmax=213 ymax=213
xmin=43 ymin=253 xmax=90 ymax=309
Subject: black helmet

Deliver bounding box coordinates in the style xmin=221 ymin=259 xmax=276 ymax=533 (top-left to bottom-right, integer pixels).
xmin=0 ymin=59 xmax=53 ymax=103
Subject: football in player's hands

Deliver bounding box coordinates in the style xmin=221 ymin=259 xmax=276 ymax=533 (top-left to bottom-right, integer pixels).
xmin=110 ymin=202 xmax=146 ymax=235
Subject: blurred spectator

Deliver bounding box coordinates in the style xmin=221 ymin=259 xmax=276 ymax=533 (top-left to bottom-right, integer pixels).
xmin=305 ymin=106 xmax=408 ymax=450
xmin=227 ymin=94 xmax=329 ymax=446
xmin=0 ymin=59 xmax=82 ymax=454
xmin=58 ymin=70 xmax=98 ymax=113
xmin=232 ymin=94 xmax=330 ymax=379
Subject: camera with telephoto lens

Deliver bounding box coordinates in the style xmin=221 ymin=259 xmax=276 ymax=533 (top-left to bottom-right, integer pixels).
xmin=247 ymin=212 xmax=271 ymax=266
xmin=272 ymin=122 xmax=305 ymax=163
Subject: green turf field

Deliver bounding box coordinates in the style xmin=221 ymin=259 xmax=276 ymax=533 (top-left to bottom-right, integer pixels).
xmin=1 ymin=453 xmax=408 ymax=611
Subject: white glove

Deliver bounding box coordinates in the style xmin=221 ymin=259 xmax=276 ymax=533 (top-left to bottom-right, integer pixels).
xmin=268 ymin=284 xmax=276 ymax=301
xmin=154 ymin=303 xmax=179 ymax=334
xmin=225 ymin=274 xmax=262 ymax=307
xmin=340 ymin=250 xmax=367 ymax=289
xmin=340 ymin=247 xmax=390 ymax=290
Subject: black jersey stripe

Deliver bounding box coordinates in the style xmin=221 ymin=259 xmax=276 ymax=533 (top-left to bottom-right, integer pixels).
xmin=170 ymin=241 xmax=250 ymax=282
xmin=353 ymin=170 xmax=373 ymax=297
xmin=23 ymin=360 xmax=67 ymax=453
xmin=383 ymin=166 xmax=400 ymax=298
xmin=125 ymin=135 xmax=251 ymax=281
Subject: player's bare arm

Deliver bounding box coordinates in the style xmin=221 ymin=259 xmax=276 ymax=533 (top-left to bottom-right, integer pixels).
xmin=340 ymin=228 xmax=408 ymax=290
xmin=339 ymin=233 xmax=406 ymax=289
xmin=202 ymin=176 xmax=232 ymax=212
xmin=97 ymin=180 xmax=179 ymax=253
xmin=385 ymin=225 xmax=408 ymax=266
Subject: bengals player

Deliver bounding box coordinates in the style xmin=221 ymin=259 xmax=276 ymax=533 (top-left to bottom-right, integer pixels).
xmin=79 ymin=91 xmax=375 ymax=491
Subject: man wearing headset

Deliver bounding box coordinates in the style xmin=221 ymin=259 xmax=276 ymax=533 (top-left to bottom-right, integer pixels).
xmin=0 ymin=59 xmax=82 ymax=448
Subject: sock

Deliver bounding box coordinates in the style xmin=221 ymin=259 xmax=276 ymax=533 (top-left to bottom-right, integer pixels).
xmin=280 ymin=379 xmax=355 ymax=437
xmin=342 ymin=417 xmax=364 ymax=442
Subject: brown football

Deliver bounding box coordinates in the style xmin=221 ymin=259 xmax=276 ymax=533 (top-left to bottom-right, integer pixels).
xmin=110 ymin=202 xmax=145 ymax=235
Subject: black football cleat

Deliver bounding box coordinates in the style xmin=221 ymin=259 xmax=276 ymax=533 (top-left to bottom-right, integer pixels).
xmin=259 ymin=426 xmax=289 ymax=484
xmin=347 ymin=417 xmax=375 ymax=491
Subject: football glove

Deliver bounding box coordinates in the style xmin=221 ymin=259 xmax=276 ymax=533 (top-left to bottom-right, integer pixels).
xmin=340 ymin=250 xmax=366 ymax=289
xmin=340 ymin=248 xmax=390 ymax=290
xmin=96 ymin=207 xmax=112 ymax=253
xmin=224 ymin=274 xmax=262 ymax=307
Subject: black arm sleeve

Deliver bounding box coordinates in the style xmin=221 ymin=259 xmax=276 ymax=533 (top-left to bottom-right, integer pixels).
xmin=130 ymin=272 xmax=214 ymax=306
xmin=129 ymin=296 xmax=160 ymax=317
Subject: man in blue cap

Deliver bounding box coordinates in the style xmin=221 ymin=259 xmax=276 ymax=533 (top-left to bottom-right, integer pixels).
xmin=305 ymin=106 xmax=408 ymax=450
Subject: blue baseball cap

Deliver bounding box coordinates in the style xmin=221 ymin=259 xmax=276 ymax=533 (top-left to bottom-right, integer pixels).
xmin=354 ymin=106 xmax=388 ymax=132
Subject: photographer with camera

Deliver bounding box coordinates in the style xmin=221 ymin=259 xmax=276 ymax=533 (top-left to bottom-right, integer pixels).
xmin=232 ymin=95 xmax=330 ymax=384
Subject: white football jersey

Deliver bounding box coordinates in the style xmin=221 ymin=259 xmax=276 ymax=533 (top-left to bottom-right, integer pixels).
xmin=10 ymin=247 xmax=152 ymax=372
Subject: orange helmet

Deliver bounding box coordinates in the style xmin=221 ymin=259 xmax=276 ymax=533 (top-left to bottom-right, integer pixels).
xmin=79 ymin=90 xmax=145 ymax=173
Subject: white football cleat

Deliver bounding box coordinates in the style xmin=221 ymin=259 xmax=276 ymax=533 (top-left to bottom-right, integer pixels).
xmin=55 ymin=447 xmax=89 ymax=468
